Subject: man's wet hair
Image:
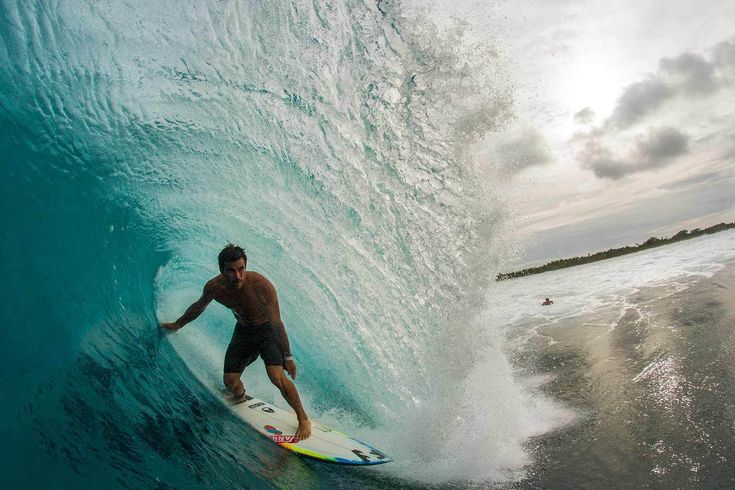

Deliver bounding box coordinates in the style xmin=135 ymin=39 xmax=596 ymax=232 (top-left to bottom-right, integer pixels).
xmin=218 ymin=244 xmax=247 ymax=271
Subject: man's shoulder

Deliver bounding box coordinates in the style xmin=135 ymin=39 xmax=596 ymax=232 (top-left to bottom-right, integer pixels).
xmin=247 ymin=271 xmax=274 ymax=290
xmin=204 ymin=275 xmax=225 ymax=294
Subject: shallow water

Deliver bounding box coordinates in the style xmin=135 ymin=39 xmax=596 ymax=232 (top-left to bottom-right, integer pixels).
xmin=510 ymin=259 xmax=735 ymax=488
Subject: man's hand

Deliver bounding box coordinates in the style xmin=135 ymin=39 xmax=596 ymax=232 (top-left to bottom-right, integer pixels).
xmin=285 ymin=359 xmax=297 ymax=379
xmin=160 ymin=321 xmax=181 ymax=331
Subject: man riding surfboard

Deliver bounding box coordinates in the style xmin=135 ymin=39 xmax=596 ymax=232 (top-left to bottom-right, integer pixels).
xmin=161 ymin=244 xmax=312 ymax=440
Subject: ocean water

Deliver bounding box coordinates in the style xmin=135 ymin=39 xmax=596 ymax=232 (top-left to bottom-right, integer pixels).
xmin=2 ymin=0 xmax=735 ymax=488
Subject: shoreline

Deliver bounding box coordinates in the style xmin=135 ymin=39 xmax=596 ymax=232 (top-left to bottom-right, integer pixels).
xmin=498 ymin=222 xmax=735 ymax=281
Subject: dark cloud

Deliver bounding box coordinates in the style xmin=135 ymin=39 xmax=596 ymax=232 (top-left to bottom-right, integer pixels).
xmin=574 ymin=135 xmax=624 ymax=179
xmin=574 ymin=107 xmax=595 ymax=124
xmin=634 ymin=126 xmax=688 ymax=161
xmin=659 ymin=52 xmax=717 ymax=94
xmin=579 ymin=126 xmax=689 ymax=180
xmin=575 ymin=37 xmax=735 ymax=180
xmin=712 ymin=39 xmax=735 ymax=69
xmin=604 ymin=38 xmax=735 ymax=130
xmin=608 ymin=78 xmax=671 ymax=128
xmin=586 ymin=156 xmax=628 ymax=180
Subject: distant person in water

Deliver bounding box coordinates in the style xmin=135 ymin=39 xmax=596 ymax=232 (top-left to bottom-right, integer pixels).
xmin=541 ymin=298 xmax=554 ymax=305
xmin=160 ymin=244 xmax=312 ymax=441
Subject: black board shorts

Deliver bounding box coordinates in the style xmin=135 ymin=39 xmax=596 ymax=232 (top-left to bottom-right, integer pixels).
xmin=224 ymin=321 xmax=285 ymax=373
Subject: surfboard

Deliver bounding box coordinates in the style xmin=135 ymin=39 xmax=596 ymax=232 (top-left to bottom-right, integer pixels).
xmin=223 ymin=392 xmax=392 ymax=465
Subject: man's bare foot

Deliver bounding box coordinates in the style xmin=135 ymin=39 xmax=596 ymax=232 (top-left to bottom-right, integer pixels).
xmin=220 ymin=386 xmax=246 ymax=405
xmin=295 ymin=419 xmax=312 ymax=441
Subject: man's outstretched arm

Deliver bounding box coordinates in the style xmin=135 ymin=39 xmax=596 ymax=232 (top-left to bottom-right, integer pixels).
xmin=161 ymin=284 xmax=214 ymax=330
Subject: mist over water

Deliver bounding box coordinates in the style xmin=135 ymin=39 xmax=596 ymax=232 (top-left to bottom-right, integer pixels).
xmin=0 ymin=0 xmax=572 ymax=487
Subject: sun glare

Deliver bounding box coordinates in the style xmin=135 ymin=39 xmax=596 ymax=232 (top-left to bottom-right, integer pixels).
xmin=557 ymin=56 xmax=625 ymax=124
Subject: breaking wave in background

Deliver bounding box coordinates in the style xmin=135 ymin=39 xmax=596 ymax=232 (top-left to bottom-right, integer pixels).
xmin=0 ymin=1 xmax=570 ymax=487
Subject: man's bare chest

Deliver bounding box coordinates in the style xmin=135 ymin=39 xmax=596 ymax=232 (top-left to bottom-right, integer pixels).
xmin=213 ymin=287 xmax=268 ymax=322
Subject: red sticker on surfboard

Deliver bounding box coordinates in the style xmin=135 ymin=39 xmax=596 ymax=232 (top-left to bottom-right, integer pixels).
xmin=269 ymin=434 xmax=299 ymax=443
xmin=264 ymin=425 xmax=298 ymax=443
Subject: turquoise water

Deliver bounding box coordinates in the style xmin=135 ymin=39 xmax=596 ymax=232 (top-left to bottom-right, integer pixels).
xmin=1 ymin=1 xmax=528 ymax=487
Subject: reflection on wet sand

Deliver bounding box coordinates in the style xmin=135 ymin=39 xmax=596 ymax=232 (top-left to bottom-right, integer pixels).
xmin=516 ymin=262 xmax=735 ymax=488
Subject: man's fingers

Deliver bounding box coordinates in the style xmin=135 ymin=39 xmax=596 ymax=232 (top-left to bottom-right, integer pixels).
xmin=285 ymin=360 xmax=297 ymax=379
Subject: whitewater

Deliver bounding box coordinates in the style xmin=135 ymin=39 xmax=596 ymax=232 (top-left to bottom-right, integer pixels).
xmin=2 ymin=0 xmax=735 ymax=488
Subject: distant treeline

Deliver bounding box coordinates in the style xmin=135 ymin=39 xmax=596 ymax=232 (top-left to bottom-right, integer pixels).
xmin=497 ymin=221 xmax=735 ymax=281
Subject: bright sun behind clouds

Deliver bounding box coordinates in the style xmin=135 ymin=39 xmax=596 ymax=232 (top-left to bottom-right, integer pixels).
xmin=556 ymin=55 xmax=626 ymax=127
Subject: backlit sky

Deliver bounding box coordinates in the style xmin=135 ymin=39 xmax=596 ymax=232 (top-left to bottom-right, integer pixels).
xmin=419 ymin=0 xmax=735 ymax=266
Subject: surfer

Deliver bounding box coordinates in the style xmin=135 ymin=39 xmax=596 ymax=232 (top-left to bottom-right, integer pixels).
xmin=160 ymin=244 xmax=312 ymax=441
xmin=541 ymin=298 xmax=554 ymax=305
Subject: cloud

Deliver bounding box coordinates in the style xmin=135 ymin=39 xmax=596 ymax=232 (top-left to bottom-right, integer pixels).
xmin=574 ymin=36 xmax=735 ymax=180
xmin=712 ymin=39 xmax=735 ymax=70
xmin=634 ymin=126 xmax=688 ymax=161
xmin=659 ymin=52 xmax=717 ymax=94
xmin=574 ymin=135 xmax=624 ymax=179
xmin=574 ymin=107 xmax=595 ymax=124
xmin=604 ymin=37 xmax=735 ymax=129
xmin=579 ymin=126 xmax=689 ymax=179
xmin=608 ymin=78 xmax=672 ymax=128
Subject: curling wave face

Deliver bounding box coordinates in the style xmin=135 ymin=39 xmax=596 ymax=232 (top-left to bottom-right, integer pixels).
xmin=0 ymin=0 xmax=563 ymax=486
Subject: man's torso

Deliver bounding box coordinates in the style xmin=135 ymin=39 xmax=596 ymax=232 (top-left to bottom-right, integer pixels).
xmin=209 ymin=272 xmax=271 ymax=326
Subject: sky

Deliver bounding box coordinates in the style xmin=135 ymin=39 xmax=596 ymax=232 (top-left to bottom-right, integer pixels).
xmin=419 ymin=0 xmax=735 ymax=267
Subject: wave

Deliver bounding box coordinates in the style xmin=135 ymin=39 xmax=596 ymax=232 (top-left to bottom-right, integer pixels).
xmin=1 ymin=0 xmax=567 ymax=486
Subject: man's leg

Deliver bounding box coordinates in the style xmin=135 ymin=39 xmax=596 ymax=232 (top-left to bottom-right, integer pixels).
xmin=223 ymin=324 xmax=258 ymax=399
xmin=265 ymin=365 xmax=312 ymax=440
xmin=223 ymin=372 xmax=245 ymax=398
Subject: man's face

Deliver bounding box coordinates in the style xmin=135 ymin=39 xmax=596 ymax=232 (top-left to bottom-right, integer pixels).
xmin=222 ymin=258 xmax=246 ymax=289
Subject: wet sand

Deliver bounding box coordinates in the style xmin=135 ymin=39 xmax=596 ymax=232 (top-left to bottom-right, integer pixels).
xmin=516 ymin=262 xmax=735 ymax=488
